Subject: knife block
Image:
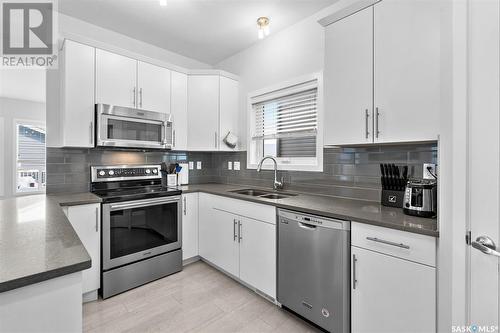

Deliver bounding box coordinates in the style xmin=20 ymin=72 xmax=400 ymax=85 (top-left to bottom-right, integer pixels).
xmin=381 ymin=189 xmax=405 ymax=208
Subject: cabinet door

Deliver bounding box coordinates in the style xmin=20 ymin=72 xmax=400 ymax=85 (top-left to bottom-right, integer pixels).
xmin=65 ymin=204 xmax=101 ymax=294
xmin=187 ymin=75 xmax=220 ymax=151
xmin=324 ymin=7 xmax=373 ymax=145
xmin=181 ymin=193 xmax=198 ymax=260
xmin=61 ymin=40 xmax=95 ymax=147
xmin=239 ymin=217 xmax=276 ymax=299
xmin=137 ymin=61 xmax=171 ymax=113
xmin=171 ymin=71 xmax=188 ymax=150
xmin=373 ymin=0 xmax=440 ymax=142
xmin=218 ymin=76 xmax=239 ymax=151
xmin=351 ymin=246 xmax=436 ymax=333
xmin=198 ymin=195 xmax=239 ymax=276
xmin=95 ymin=49 xmax=137 ymax=108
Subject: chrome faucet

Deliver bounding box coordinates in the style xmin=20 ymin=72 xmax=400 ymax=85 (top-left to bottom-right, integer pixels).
xmin=257 ymin=156 xmax=284 ymax=190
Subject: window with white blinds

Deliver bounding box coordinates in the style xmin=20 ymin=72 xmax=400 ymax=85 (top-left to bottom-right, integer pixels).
xmin=252 ymin=81 xmax=318 ymax=141
xmin=251 ymin=79 xmax=318 ymax=159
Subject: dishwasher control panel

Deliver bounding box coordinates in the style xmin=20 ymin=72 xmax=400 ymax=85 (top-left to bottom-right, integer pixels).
xmin=278 ymin=209 xmax=350 ymax=230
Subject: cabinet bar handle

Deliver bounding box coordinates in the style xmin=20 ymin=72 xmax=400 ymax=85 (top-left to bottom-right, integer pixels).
xmin=95 ymin=207 xmax=99 ymax=232
xmin=214 ymin=132 xmax=218 ymax=149
xmin=233 ymin=219 xmax=237 ymax=241
xmin=139 ymin=88 xmax=143 ymax=108
xmin=352 ymin=254 xmax=358 ymax=289
xmin=173 ymin=130 xmax=176 ymax=148
xmin=183 ymin=197 xmax=187 ymax=215
xmin=133 ymin=87 xmax=136 ymax=107
xmin=366 ymin=236 xmax=410 ymax=249
xmin=375 ymin=107 xmax=380 ymax=139
xmin=89 ymin=121 xmax=93 ymax=145
xmin=365 ymin=109 xmax=370 ymax=139
xmin=238 ymin=220 xmax=242 ymax=242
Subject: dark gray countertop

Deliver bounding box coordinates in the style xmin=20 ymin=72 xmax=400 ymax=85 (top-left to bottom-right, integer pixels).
xmin=178 ymin=183 xmax=439 ymax=237
xmin=0 ymin=193 xmax=101 ymax=293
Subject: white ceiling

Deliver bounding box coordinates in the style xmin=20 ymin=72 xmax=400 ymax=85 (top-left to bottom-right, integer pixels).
xmin=58 ymin=0 xmax=339 ymax=65
xmin=0 ymin=69 xmax=46 ymax=103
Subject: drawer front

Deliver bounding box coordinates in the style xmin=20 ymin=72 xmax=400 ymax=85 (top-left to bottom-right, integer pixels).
xmin=206 ymin=194 xmax=276 ymax=225
xmin=351 ymin=222 xmax=436 ymax=267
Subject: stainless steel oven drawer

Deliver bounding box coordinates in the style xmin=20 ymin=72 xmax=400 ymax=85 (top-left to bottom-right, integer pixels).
xmin=102 ymin=249 xmax=182 ymax=299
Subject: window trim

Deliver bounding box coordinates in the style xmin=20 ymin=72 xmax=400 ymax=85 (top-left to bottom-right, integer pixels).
xmin=13 ymin=118 xmax=46 ymax=196
xmin=246 ymin=72 xmax=323 ymax=172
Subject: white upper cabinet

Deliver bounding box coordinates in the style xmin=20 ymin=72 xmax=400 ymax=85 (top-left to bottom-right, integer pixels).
xmin=137 ymin=61 xmax=171 ymax=113
xmin=373 ymin=0 xmax=440 ymax=143
xmin=187 ymin=75 xmax=220 ymax=151
xmin=324 ymin=6 xmax=373 ymax=146
xmin=171 ymin=71 xmax=188 ymax=151
xmin=218 ymin=76 xmax=240 ymax=151
xmin=323 ymin=0 xmax=441 ymax=145
xmin=48 ymin=40 xmax=95 ymax=148
xmin=95 ymin=49 xmax=137 ymax=108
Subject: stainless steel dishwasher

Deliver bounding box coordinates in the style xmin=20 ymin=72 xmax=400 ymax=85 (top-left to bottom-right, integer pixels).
xmin=278 ymin=209 xmax=350 ymax=333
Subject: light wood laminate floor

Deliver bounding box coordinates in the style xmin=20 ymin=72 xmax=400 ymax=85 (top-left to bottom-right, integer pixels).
xmin=84 ymin=260 xmax=322 ymax=333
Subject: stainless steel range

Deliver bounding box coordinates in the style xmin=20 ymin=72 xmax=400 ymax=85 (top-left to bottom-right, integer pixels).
xmin=91 ymin=165 xmax=182 ymax=299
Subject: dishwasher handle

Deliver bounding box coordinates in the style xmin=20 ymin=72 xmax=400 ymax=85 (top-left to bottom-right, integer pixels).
xmin=298 ymin=222 xmax=317 ymax=230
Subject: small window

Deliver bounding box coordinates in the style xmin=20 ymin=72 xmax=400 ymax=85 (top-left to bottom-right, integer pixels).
xmin=248 ymin=74 xmax=323 ymax=171
xmin=15 ymin=122 xmax=46 ymax=194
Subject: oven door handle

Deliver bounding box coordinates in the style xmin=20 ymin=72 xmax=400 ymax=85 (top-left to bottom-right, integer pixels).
xmin=109 ymin=197 xmax=180 ymax=211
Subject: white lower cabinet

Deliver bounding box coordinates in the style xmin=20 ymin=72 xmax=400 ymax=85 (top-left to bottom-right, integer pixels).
xmin=63 ymin=204 xmax=101 ymax=299
xmin=198 ymin=193 xmax=276 ymax=299
xmin=181 ymin=193 xmax=199 ymax=261
xmin=351 ymin=223 xmax=436 ymax=333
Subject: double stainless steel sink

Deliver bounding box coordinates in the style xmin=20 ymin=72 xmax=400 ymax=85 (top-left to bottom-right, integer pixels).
xmin=229 ymin=188 xmax=297 ymax=200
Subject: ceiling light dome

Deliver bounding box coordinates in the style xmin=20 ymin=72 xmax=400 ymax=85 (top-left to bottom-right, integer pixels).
xmin=257 ymin=17 xmax=270 ymax=39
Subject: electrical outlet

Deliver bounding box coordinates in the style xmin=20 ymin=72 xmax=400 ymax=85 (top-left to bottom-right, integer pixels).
xmin=234 ymin=161 xmax=240 ymax=171
xmin=188 ymin=161 xmax=194 ymax=170
xmin=228 ymin=161 xmax=232 ymax=170
xmin=196 ymin=161 xmax=202 ymax=170
xmin=423 ymin=163 xmax=437 ymax=179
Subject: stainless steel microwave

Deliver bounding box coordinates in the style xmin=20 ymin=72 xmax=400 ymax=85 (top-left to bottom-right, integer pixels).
xmin=96 ymin=104 xmax=173 ymax=149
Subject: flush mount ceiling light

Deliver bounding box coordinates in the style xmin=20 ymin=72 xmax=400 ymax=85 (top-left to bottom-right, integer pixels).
xmin=257 ymin=17 xmax=270 ymax=39
xmin=159 ymin=0 xmax=167 ymax=7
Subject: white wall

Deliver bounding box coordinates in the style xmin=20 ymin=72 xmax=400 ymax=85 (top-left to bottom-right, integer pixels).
xmin=215 ymin=0 xmax=356 ymax=149
xmin=58 ymin=13 xmax=211 ymax=70
xmin=0 ymin=98 xmax=46 ymax=198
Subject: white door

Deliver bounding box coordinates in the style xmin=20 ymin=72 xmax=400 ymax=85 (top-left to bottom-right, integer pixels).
xmin=95 ymin=49 xmax=137 ymax=108
xmin=137 ymin=61 xmax=171 ymax=113
xmin=468 ymin=0 xmax=500 ymax=327
xmin=171 ymin=71 xmax=188 ymax=150
xmin=238 ymin=217 xmax=276 ymax=298
xmin=351 ymin=246 xmax=436 ymax=333
xmin=198 ymin=195 xmax=239 ymax=276
xmin=218 ymin=76 xmax=239 ymax=151
xmin=181 ymin=193 xmax=198 ymax=260
xmin=373 ymin=0 xmax=440 ymax=143
xmin=324 ymin=6 xmax=373 ymax=146
xmin=61 ymin=40 xmax=95 ymax=148
xmin=65 ymin=204 xmax=101 ymax=294
xmin=187 ymin=75 xmax=219 ymax=151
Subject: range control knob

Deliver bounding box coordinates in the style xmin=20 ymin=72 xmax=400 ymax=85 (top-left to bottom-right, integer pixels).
xmin=145 ymin=169 xmax=151 ymax=174
xmin=152 ymin=169 xmax=158 ymax=174
xmin=98 ymin=170 xmax=105 ymax=176
xmin=108 ymin=170 xmax=115 ymax=176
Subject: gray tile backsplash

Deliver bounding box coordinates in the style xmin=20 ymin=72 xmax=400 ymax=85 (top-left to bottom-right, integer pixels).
xmin=46 ymin=143 xmax=437 ymax=202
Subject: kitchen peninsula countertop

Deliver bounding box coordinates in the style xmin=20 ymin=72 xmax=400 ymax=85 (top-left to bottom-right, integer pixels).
xmin=0 ymin=193 xmax=101 ymax=293
xmin=178 ymin=183 xmax=439 ymax=237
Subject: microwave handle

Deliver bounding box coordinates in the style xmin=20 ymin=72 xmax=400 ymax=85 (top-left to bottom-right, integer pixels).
xmin=162 ymin=121 xmax=173 ymax=146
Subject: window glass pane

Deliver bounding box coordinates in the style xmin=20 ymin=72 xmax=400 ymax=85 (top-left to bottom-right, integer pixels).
xmin=263 ymin=139 xmax=277 ymax=157
xmin=16 ymin=124 xmax=46 ymax=193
